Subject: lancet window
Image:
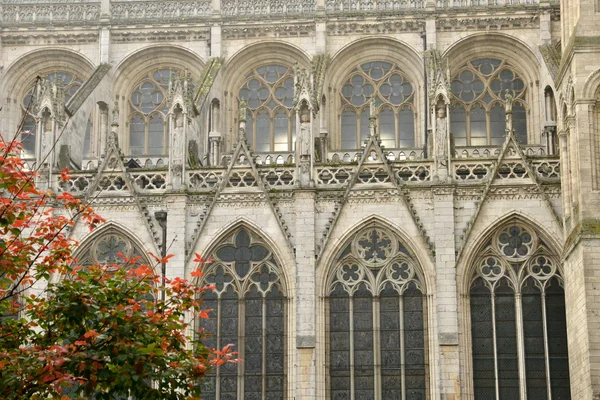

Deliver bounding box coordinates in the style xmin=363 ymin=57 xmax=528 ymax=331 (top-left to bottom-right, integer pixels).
xmin=450 ymin=58 xmax=528 ymax=146
xmin=238 ymin=64 xmax=296 ymax=152
xmin=327 ymin=227 xmax=428 ymax=400
xmin=469 ymin=224 xmax=570 ymax=399
xmin=198 ymin=228 xmax=286 ymax=400
xmin=20 ymin=71 xmax=83 ymax=158
xmin=340 ymin=61 xmax=415 ymax=150
xmin=127 ymin=69 xmax=188 ymax=156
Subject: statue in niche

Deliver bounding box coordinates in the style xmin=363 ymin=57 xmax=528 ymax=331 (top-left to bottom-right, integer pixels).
xmin=171 ymin=106 xmax=184 ymax=187
xmin=298 ymin=104 xmax=311 ymax=158
xmin=40 ymin=110 xmax=52 ymax=162
xmin=435 ymin=102 xmax=448 ymax=168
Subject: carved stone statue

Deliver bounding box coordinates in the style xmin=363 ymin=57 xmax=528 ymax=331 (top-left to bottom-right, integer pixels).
xmin=112 ymin=100 xmax=119 ymax=124
xmin=298 ymin=105 xmax=311 ymax=158
xmin=435 ymin=105 xmax=448 ymax=167
xmin=172 ymin=109 xmax=184 ymax=165
xmin=504 ymin=90 xmax=514 ymax=133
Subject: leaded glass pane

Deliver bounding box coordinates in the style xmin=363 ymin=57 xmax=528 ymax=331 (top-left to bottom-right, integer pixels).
xmin=380 ymin=284 xmax=402 ymax=400
xmin=490 ymin=104 xmax=505 ymax=145
xmin=451 ymin=58 xmax=527 ymax=145
xmin=256 ymin=109 xmax=270 ymax=152
xmin=239 ymin=65 xmax=294 ymax=152
xmin=495 ymin=279 xmax=519 ymax=399
xmin=398 ymin=108 xmax=415 ymax=148
xmin=379 ymin=107 xmax=395 ymax=149
xmin=220 ymin=286 xmax=238 ymax=400
xmin=342 ymin=110 xmax=358 ymax=150
xmin=513 ymin=102 xmax=528 ymax=144
xmin=471 ymin=278 xmax=495 ymax=400
xmin=244 ymin=287 xmax=263 ymax=399
xmin=330 ymin=284 xmax=351 ymax=400
xmin=404 ymin=284 xmax=426 ymax=400
xmin=522 ymin=279 xmax=548 ymax=399
xmin=450 ymin=106 xmax=467 ymax=147
xmin=21 ymin=116 xmax=36 ymax=157
xmin=266 ymin=287 xmax=285 ymax=398
xmin=354 ymin=284 xmax=374 ymax=400
xmin=273 ymin=109 xmax=289 ymax=152
xmin=545 ymin=278 xmax=571 ymax=400
xmin=339 ymin=61 xmax=414 ymax=149
xmin=148 ymin=114 xmax=164 ymax=155
xmin=470 ymin=104 xmax=487 ymax=146
xmin=129 ymin=114 xmax=145 ymax=155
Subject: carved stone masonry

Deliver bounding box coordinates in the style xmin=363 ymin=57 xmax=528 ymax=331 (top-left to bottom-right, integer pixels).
xmin=34 ymin=77 xmax=67 ymax=172
xmin=167 ymin=71 xmax=196 ymax=190
xmin=293 ymin=64 xmax=316 ymax=188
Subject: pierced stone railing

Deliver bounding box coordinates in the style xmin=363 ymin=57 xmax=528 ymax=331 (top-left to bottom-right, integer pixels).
xmin=2 ymin=1 xmax=100 ymax=25
xmin=110 ymin=0 xmax=211 ymax=21
xmin=130 ymin=171 xmax=168 ymax=192
xmin=316 ymin=166 xmax=354 ymax=187
xmin=391 ymin=162 xmax=432 ymax=182
xmin=221 ymin=0 xmax=315 ymax=16
xmin=454 ymin=145 xmax=547 ymax=159
xmin=188 ymin=169 xmax=224 ymax=190
xmin=58 ymin=171 xmax=95 ymax=194
xmin=259 ymin=167 xmax=296 ymax=189
xmin=326 ymin=0 xmax=424 ymax=11
xmin=328 ymin=148 xmax=425 ymax=163
xmin=453 ymin=157 xmax=560 ymax=181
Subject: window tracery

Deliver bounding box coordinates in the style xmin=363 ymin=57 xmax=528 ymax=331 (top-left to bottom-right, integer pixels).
xmin=127 ymin=69 xmax=190 ymax=156
xmin=450 ymin=58 xmax=528 ymax=146
xmin=198 ymin=228 xmax=286 ymax=400
xmin=76 ymin=230 xmax=147 ymax=267
xmin=340 ymin=61 xmax=415 ymax=150
xmin=238 ymin=64 xmax=296 ymax=152
xmin=327 ymin=227 xmax=428 ymax=400
xmin=20 ymin=71 xmax=84 ymax=157
xmin=469 ymin=223 xmax=570 ymax=399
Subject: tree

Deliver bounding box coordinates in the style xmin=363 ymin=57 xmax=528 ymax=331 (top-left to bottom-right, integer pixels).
xmin=0 ymin=136 xmax=235 ymax=399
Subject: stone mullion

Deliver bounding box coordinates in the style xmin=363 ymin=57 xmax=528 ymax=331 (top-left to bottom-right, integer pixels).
xmin=515 ymin=292 xmax=527 ymax=400
xmin=262 ymin=296 xmax=267 ymax=400
xmin=238 ymin=297 xmax=246 ymax=398
xmin=372 ymin=296 xmax=381 ymax=400
xmin=540 ymin=290 xmax=552 ymax=400
xmin=349 ymin=294 xmax=355 ymax=400
xmin=399 ymin=295 xmax=406 ymax=400
xmin=491 ymin=292 xmax=500 ymax=399
xmin=216 ymin=297 xmax=222 ymax=399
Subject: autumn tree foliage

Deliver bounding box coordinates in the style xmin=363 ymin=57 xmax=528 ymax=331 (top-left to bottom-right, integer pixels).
xmin=0 ymin=137 xmax=233 ymax=399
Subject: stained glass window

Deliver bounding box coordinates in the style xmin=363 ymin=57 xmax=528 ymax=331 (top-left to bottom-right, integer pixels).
xmin=469 ymin=224 xmax=570 ymax=399
xmin=198 ymin=228 xmax=286 ymax=399
xmin=20 ymin=71 xmax=84 ymax=158
xmin=450 ymin=58 xmax=528 ymax=145
xmin=238 ymin=65 xmax=295 ymax=152
xmin=339 ymin=61 xmax=415 ymax=149
xmin=128 ymin=69 xmax=191 ymax=156
xmin=327 ymin=227 xmax=428 ymax=400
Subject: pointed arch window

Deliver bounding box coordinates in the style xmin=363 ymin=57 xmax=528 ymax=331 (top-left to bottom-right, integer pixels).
xmin=450 ymin=58 xmax=528 ymax=145
xmin=238 ymin=65 xmax=295 ymax=152
xmin=20 ymin=71 xmax=84 ymax=158
xmin=327 ymin=227 xmax=429 ymax=400
xmin=469 ymin=224 xmax=570 ymax=399
xmin=127 ymin=69 xmax=191 ymax=156
xmin=339 ymin=61 xmax=415 ymax=150
xmin=198 ymin=228 xmax=287 ymax=400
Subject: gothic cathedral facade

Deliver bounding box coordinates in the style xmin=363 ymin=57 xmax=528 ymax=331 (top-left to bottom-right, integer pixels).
xmin=1 ymin=0 xmax=599 ymax=398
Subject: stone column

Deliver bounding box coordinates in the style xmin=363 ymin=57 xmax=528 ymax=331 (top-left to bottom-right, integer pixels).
xmin=294 ymin=190 xmax=316 ymax=400
xmin=432 ymin=186 xmax=460 ymax=400
xmin=164 ymin=193 xmax=188 ymax=282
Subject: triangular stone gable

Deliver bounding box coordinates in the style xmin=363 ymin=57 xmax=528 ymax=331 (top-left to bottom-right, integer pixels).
xmin=185 ymin=134 xmax=292 ymax=264
xmin=316 ymin=132 xmax=435 ymax=263
xmin=75 ymin=128 xmax=162 ymax=253
xmin=456 ymin=130 xmax=562 ymax=261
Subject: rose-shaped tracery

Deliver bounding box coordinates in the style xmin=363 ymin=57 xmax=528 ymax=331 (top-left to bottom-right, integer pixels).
xmin=496 ymin=225 xmax=535 ymax=260
xmin=354 ymin=228 xmax=395 ymax=267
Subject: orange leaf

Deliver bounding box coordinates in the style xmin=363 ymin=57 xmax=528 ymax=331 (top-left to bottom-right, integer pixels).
xmin=191 ymin=268 xmax=203 ymax=278
xmin=198 ymin=309 xmax=212 ymax=319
